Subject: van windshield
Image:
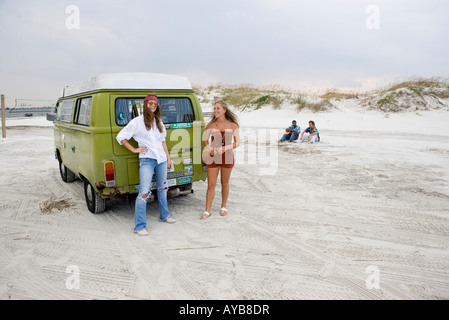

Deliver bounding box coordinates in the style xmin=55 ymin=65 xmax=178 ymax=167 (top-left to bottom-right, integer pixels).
xmin=115 ymin=97 xmax=194 ymax=126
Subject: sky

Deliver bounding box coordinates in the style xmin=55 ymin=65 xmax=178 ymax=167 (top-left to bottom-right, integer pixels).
xmin=0 ymin=0 xmax=448 ymax=107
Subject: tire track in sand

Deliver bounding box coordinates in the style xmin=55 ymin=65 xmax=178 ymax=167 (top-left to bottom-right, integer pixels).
xmin=93 ymin=210 xmax=206 ymax=299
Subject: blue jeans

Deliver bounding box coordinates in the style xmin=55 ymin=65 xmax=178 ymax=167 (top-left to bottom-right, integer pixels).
xmin=280 ymin=132 xmax=299 ymax=142
xmin=135 ymin=158 xmax=170 ymax=232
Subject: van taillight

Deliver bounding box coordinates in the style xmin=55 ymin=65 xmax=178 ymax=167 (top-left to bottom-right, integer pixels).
xmin=104 ymin=161 xmax=115 ymax=187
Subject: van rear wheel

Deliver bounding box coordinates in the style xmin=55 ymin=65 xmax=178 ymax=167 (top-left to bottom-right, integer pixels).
xmin=84 ymin=180 xmax=106 ymax=214
xmin=59 ymin=158 xmax=75 ymax=182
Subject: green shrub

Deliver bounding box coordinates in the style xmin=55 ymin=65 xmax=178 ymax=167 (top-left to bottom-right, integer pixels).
xmin=291 ymin=96 xmax=332 ymax=112
xmin=252 ymin=94 xmax=283 ymax=109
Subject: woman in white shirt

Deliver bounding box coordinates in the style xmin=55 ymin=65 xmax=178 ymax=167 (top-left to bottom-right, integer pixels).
xmin=116 ymin=95 xmax=174 ymax=236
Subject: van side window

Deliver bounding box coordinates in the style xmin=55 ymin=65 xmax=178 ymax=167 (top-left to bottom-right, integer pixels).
xmin=60 ymin=100 xmax=75 ymax=123
xmin=75 ymin=97 xmax=93 ymax=126
xmin=115 ymin=97 xmax=194 ymax=126
xmin=115 ymin=98 xmax=141 ymax=126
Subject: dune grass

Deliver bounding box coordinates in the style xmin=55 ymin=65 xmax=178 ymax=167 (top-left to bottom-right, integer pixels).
xmin=194 ymin=77 xmax=449 ymax=113
xmin=372 ymin=77 xmax=449 ymax=112
xmin=204 ymin=84 xmax=289 ymax=111
xmin=386 ymin=77 xmax=447 ymax=92
xmin=290 ymin=96 xmax=333 ymax=112
xmin=319 ymin=90 xmax=359 ymax=100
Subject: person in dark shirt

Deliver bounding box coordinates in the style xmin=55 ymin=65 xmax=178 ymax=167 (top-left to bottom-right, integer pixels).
xmin=277 ymin=120 xmax=301 ymax=143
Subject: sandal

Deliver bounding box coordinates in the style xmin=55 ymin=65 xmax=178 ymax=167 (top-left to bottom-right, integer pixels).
xmin=200 ymin=211 xmax=211 ymax=219
xmin=220 ymin=208 xmax=228 ymax=216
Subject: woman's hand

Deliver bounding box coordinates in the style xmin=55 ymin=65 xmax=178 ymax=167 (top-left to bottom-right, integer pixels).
xmin=122 ymin=140 xmax=147 ymax=154
xmin=167 ymin=158 xmax=173 ymax=170
xmin=206 ymin=145 xmax=215 ymax=157
xmin=213 ymin=147 xmax=224 ymax=156
xmin=135 ymin=146 xmax=147 ymax=154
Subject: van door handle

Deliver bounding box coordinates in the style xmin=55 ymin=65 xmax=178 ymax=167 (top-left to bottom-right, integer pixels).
xmin=71 ymin=146 xmax=76 ymax=153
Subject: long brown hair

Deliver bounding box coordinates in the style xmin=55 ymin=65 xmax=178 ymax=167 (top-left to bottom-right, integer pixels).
xmin=143 ymin=100 xmax=164 ymax=133
xmin=207 ymin=100 xmax=239 ymax=128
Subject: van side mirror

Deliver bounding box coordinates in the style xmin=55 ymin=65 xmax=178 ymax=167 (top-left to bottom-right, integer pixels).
xmin=46 ymin=113 xmax=55 ymax=122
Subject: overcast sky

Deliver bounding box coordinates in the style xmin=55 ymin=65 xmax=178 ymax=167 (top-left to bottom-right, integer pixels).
xmin=0 ymin=0 xmax=448 ymax=107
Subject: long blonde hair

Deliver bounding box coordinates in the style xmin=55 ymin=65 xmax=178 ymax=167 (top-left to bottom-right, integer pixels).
xmin=207 ymin=100 xmax=239 ymax=128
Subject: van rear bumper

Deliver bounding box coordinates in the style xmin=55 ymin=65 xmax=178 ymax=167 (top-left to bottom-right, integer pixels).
xmin=95 ymin=182 xmax=193 ymax=201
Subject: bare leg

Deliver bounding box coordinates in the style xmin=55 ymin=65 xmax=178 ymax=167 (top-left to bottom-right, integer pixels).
xmin=205 ymin=167 xmax=220 ymax=214
xmin=220 ymin=166 xmax=233 ymax=213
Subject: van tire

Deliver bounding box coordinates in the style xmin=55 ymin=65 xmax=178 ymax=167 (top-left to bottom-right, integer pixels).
xmin=84 ymin=180 xmax=106 ymax=214
xmin=59 ymin=158 xmax=75 ymax=182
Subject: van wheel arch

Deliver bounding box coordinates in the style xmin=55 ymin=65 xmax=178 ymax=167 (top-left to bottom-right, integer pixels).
xmin=84 ymin=179 xmax=106 ymax=214
xmin=57 ymin=151 xmax=75 ymax=183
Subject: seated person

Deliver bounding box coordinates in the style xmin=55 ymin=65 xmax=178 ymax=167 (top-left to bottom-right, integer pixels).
xmin=278 ymin=120 xmax=301 ymax=143
xmin=296 ymin=120 xmax=320 ymax=144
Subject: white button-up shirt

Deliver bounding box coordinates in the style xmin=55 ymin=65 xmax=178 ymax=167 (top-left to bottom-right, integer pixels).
xmin=116 ymin=115 xmax=167 ymax=164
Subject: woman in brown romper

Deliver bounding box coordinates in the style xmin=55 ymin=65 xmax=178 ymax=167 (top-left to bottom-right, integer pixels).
xmin=200 ymin=100 xmax=240 ymax=219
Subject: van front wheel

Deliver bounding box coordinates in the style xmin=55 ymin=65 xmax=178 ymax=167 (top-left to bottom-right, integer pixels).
xmin=84 ymin=180 xmax=106 ymax=214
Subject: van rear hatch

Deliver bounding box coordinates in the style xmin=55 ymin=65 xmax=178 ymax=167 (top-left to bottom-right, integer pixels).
xmin=111 ymin=95 xmax=201 ymax=188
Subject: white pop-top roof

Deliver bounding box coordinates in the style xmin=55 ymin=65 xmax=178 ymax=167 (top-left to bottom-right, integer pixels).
xmin=63 ymin=73 xmax=192 ymax=97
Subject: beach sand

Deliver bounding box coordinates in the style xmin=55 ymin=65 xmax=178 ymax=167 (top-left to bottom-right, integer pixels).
xmin=1 ymin=104 xmax=449 ymax=300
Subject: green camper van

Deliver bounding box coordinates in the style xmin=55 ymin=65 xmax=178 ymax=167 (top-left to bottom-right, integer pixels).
xmin=51 ymin=73 xmax=207 ymax=213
